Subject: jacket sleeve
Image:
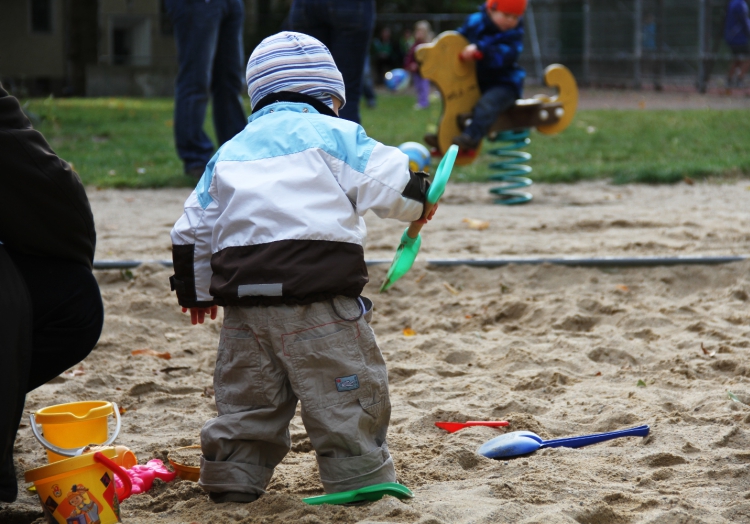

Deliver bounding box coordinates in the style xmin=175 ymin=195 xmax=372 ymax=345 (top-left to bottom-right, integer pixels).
xmin=477 ymin=28 xmax=524 ymax=70
xmin=169 ymin=163 xmax=221 ymax=308
xmin=325 ymin=126 xmax=427 ymax=222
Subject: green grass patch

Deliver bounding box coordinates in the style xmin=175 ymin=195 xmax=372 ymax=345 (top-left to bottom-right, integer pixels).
xmin=21 ymin=93 xmax=750 ymax=188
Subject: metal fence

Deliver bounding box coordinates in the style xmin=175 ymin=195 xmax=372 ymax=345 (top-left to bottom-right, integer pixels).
xmin=376 ymin=0 xmax=739 ymax=92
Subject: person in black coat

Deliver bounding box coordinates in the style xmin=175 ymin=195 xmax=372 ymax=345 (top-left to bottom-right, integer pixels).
xmin=0 ymin=84 xmax=104 ymax=503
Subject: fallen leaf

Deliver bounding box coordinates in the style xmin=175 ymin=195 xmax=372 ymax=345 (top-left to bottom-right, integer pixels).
xmin=616 ymin=285 xmax=629 ymax=292
xmin=462 ymin=218 xmax=490 ymax=230
xmin=131 ymin=348 xmax=171 ymax=360
xmin=402 ymin=328 xmax=417 ymax=337
xmin=636 ymin=379 xmax=647 ymax=387
xmin=118 ymin=406 xmax=127 ymax=415
xmin=728 ymin=391 xmax=742 ymax=403
xmin=700 ymin=342 xmax=716 ymax=357
xmin=443 ymin=282 xmax=460 ymax=295
xmin=415 ymin=273 xmax=428 ymax=284
xmin=465 ymin=314 xmax=472 ymax=319
xmin=683 ymin=176 xmax=695 ymax=185
xmin=595 ymin=371 xmax=602 ymax=376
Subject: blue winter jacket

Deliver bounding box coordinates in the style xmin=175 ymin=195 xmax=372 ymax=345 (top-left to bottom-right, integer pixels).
xmin=457 ymin=7 xmax=525 ymax=97
xmin=725 ymin=0 xmax=750 ymax=47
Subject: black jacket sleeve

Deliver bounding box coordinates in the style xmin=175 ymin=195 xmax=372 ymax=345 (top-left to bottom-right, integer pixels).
xmin=0 ymin=84 xmax=96 ymax=268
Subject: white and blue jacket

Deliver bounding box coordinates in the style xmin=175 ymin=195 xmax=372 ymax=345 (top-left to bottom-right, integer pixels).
xmin=170 ymin=92 xmax=428 ymax=308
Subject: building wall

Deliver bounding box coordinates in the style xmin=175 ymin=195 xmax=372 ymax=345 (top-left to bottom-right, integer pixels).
xmin=0 ymin=0 xmax=66 ymax=81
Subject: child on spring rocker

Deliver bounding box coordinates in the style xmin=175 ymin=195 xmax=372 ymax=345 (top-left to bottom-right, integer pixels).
xmin=451 ymin=0 xmax=527 ymax=152
xmin=169 ymin=32 xmax=437 ymax=504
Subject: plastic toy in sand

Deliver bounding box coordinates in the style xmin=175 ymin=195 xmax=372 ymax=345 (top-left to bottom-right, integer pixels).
xmin=303 ymin=482 xmax=413 ymax=505
xmin=415 ymin=31 xmax=578 ymax=204
xmin=114 ymin=459 xmax=177 ymax=496
xmin=478 ymin=425 xmax=650 ymax=459
xmin=384 ymin=68 xmax=410 ymax=92
xmin=435 ymin=421 xmax=509 ymax=433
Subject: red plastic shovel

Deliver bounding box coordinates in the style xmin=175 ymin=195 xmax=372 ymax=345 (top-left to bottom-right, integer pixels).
xmin=435 ymin=421 xmax=510 ymax=433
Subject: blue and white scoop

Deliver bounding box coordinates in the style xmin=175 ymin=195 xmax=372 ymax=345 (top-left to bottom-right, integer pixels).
xmin=478 ymin=425 xmax=650 ymax=459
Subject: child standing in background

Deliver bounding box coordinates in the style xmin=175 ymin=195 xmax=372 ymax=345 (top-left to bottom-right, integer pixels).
xmin=404 ymin=20 xmax=434 ymax=110
xmin=452 ymin=0 xmax=526 ymax=151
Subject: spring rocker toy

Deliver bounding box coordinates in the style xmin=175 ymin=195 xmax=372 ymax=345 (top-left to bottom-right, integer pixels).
xmin=416 ymin=31 xmax=578 ymax=204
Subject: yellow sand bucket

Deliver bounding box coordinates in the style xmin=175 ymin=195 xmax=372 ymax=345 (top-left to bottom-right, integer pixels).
xmin=30 ymin=401 xmax=121 ymax=463
xmin=24 ymin=448 xmax=132 ymax=524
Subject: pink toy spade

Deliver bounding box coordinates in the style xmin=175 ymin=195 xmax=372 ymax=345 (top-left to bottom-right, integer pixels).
xmin=114 ymin=459 xmax=177 ymax=498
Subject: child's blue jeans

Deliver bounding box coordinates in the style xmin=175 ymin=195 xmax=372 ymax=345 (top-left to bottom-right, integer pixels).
xmin=464 ymin=85 xmax=518 ymax=142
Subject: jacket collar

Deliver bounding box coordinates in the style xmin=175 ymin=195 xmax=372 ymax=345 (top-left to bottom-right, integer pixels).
xmin=251 ymin=91 xmax=338 ymax=118
xmin=0 ymin=84 xmax=32 ymax=131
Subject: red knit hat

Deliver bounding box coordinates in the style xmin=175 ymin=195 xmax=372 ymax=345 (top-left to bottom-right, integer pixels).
xmin=486 ymin=0 xmax=527 ymax=15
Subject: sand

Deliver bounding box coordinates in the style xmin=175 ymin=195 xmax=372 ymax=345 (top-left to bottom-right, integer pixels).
xmin=3 ymin=179 xmax=750 ymax=524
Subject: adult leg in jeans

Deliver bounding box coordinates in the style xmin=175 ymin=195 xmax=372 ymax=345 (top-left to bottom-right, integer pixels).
xmin=167 ymin=0 xmax=223 ymax=174
xmin=0 ymin=246 xmax=32 ymax=503
xmin=211 ymin=0 xmax=247 ymax=145
xmin=463 ymin=85 xmax=518 ymax=144
xmin=289 ymin=0 xmax=375 ymax=124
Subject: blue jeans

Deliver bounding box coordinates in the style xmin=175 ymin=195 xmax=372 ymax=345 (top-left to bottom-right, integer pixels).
xmin=465 ymin=85 xmax=518 ymax=142
xmin=289 ymin=0 xmax=375 ymax=124
xmin=165 ymin=0 xmax=247 ymax=172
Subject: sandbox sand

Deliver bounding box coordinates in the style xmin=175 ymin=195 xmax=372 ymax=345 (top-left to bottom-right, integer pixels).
xmin=3 ymin=180 xmax=750 ymax=524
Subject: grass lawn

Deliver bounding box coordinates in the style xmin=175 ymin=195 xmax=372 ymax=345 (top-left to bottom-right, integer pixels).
xmin=21 ymin=92 xmax=750 ymax=188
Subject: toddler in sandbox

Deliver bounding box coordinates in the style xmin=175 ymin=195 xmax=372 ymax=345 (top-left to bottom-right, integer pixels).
xmin=451 ymin=0 xmax=527 ymax=151
xmin=168 ymin=32 xmax=437 ymax=503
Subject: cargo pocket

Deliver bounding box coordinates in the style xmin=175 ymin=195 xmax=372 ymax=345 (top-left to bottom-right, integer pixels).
xmin=215 ymin=329 xmax=268 ymax=408
xmin=285 ymin=324 xmax=372 ymax=411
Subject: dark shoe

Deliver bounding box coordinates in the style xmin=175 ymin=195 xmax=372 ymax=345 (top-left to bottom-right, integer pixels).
xmin=423 ymin=133 xmax=439 ymax=149
xmin=456 ymin=113 xmax=473 ymax=130
xmin=209 ymin=491 xmax=259 ymax=504
xmin=184 ymin=165 xmax=206 ymax=179
xmin=451 ymin=133 xmax=480 ymax=151
xmin=0 ymin=454 xmax=17 ymax=503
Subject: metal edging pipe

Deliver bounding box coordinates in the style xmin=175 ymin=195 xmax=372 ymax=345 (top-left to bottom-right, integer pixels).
xmin=93 ymin=256 xmax=749 ymax=271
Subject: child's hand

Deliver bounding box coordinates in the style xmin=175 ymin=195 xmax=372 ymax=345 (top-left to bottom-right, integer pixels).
xmin=460 ymin=44 xmax=479 ymax=61
xmin=182 ymin=306 xmax=218 ymax=325
xmin=414 ymin=202 xmax=438 ymax=225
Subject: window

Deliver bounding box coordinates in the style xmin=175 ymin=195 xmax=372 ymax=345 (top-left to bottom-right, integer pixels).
xmin=30 ymin=0 xmax=53 ymax=33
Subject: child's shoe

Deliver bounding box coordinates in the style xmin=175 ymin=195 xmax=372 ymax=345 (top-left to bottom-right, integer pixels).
xmin=209 ymin=491 xmax=259 ymax=504
xmin=451 ymin=133 xmax=479 ymax=151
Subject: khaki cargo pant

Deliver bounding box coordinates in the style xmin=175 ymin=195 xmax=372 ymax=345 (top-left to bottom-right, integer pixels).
xmin=199 ymin=296 xmax=395 ymax=497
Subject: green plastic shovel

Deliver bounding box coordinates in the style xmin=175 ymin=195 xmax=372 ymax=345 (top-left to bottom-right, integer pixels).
xmin=380 ymin=144 xmax=459 ymax=292
xmin=302 ymin=482 xmax=414 ymax=506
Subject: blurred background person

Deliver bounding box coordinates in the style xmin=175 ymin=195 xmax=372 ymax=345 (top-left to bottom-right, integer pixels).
xmin=725 ymin=0 xmax=750 ymax=88
xmin=373 ymin=26 xmax=397 ymax=85
xmin=404 ymin=20 xmax=434 ymax=110
xmin=289 ymin=0 xmax=376 ymax=124
xmin=164 ymin=0 xmax=247 ymax=179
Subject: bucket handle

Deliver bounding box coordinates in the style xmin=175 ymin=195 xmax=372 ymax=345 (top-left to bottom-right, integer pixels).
xmin=93 ymin=451 xmax=133 ymax=502
xmin=29 ymin=402 xmax=122 ymax=458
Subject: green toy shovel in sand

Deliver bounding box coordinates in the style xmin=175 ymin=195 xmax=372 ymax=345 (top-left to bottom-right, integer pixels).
xmin=380 ymin=144 xmax=459 ymax=292
xmin=302 ymin=482 xmax=414 ymax=506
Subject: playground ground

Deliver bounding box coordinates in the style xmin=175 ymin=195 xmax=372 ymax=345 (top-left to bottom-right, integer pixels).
xmin=3 ymin=175 xmax=750 ymax=523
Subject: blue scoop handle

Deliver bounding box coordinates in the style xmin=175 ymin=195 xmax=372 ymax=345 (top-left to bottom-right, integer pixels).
xmin=540 ymin=425 xmax=650 ymax=449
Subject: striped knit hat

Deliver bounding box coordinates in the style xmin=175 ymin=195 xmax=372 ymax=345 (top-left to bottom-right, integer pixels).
xmin=246 ymin=32 xmax=346 ymax=110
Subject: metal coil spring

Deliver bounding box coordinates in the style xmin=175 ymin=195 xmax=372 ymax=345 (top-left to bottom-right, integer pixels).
xmin=487 ymin=129 xmax=533 ymax=205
